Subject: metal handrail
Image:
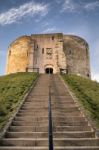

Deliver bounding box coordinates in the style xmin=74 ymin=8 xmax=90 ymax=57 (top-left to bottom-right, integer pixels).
xmin=48 ymin=86 xmax=54 ymax=150
xmin=26 ymin=67 xmax=39 ymax=73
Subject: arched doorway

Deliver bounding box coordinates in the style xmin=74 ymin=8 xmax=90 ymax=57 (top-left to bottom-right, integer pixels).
xmin=45 ymin=68 xmax=53 ymax=74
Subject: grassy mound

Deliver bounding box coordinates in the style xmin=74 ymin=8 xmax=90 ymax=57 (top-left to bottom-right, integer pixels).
xmin=62 ymin=74 xmax=99 ymax=128
xmin=0 ymin=72 xmax=37 ymax=130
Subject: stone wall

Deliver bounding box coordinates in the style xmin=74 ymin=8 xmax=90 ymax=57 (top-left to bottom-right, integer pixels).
xmin=6 ymin=36 xmax=33 ymax=74
xmin=31 ymin=33 xmax=66 ymax=73
xmin=6 ymin=33 xmax=91 ymax=78
xmin=63 ymin=35 xmax=91 ymax=78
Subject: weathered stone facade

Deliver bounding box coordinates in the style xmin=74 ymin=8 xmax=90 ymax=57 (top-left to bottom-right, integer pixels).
xmin=6 ymin=33 xmax=91 ymax=78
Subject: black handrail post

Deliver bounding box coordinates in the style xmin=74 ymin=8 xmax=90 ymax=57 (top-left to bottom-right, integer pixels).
xmin=48 ymin=86 xmax=54 ymax=150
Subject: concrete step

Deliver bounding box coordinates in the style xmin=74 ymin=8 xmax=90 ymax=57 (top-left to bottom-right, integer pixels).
xmin=17 ymin=111 xmax=82 ymax=117
xmin=11 ymin=120 xmax=88 ymax=126
xmin=14 ymin=116 xmax=85 ymax=121
xmin=0 ymin=138 xmax=48 ymax=146
xmin=54 ymin=147 xmax=99 ymax=150
xmin=23 ymin=101 xmax=48 ymax=104
xmin=54 ymin=95 xmax=74 ymax=99
xmin=5 ymin=132 xmax=48 ymax=138
xmin=21 ymin=104 xmax=78 ymax=109
xmin=12 ymin=119 xmax=88 ymax=126
xmin=53 ymin=131 xmax=95 ymax=138
xmin=53 ymin=138 xmax=99 ymax=146
xmin=53 ymin=121 xmax=88 ymax=126
xmin=20 ymin=107 xmax=48 ymax=111
xmin=14 ymin=117 xmax=87 ymax=124
xmin=16 ymin=112 xmax=84 ymax=118
xmin=53 ymin=125 xmax=91 ymax=131
xmin=52 ymin=107 xmax=79 ymax=112
xmin=22 ymin=102 xmax=77 ymax=106
xmin=0 ymin=146 xmax=99 ymax=150
xmin=8 ymin=125 xmax=91 ymax=132
xmin=18 ymin=109 xmax=48 ymax=113
xmin=14 ymin=116 xmax=48 ymax=121
xmin=22 ymin=104 xmax=48 ymax=108
xmin=21 ymin=106 xmax=48 ymax=109
xmin=19 ymin=108 xmax=81 ymax=113
xmin=52 ymin=104 xmax=78 ymax=107
xmin=18 ymin=109 xmax=81 ymax=115
xmin=16 ymin=113 xmax=48 ymax=117
xmin=27 ymin=96 xmax=48 ymax=99
xmin=26 ymin=99 xmax=48 ymax=102
xmin=53 ymin=116 xmax=86 ymax=122
xmin=9 ymin=126 xmax=48 ymax=132
xmin=5 ymin=131 xmax=95 ymax=138
xmin=24 ymin=101 xmax=75 ymax=105
xmin=11 ymin=121 xmax=48 ymax=126
xmin=53 ymin=106 xmax=79 ymax=109
xmin=21 ymin=105 xmax=78 ymax=109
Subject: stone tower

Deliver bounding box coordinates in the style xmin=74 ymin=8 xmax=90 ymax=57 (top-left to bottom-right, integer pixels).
xmin=6 ymin=33 xmax=91 ymax=78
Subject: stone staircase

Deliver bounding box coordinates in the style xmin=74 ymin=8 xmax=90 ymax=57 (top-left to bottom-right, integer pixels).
xmin=0 ymin=74 xmax=99 ymax=150
xmin=50 ymin=75 xmax=99 ymax=150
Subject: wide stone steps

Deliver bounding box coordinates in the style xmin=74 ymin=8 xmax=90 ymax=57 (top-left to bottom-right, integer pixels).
xmin=0 ymin=74 xmax=99 ymax=149
xmin=11 ymin=121 xmax=48 ymax=126
xmin=5 ymin=132 xmax=48 ymax=138
xmin=18 ymin=108 xmax=80 ymax=113
xmin=6 ymin=131 xmax=95 ymax=138
xmin=53 ymin=138 xmax=99 ymax=146
xmin=51 ymin=75 xmax=99 ymax=149
xmin=0 ymin=138 xmax=48 ymax=146
xmin=8 ymin=125 xmax=91 ymax=132
xmin=8 ymin=126 xmax=48 ymax=132
xmin=17 ymin=112 xmax=82 ymax=117
xmin=12 ymin=120 xmax=88 ymax=126
xmin=1 ymin=146 xmax=99 ymax=150
xmin=0 ymin=138 xmax=99 ymax=146
xmin=14 ymin=116 xmax=85 ymax=120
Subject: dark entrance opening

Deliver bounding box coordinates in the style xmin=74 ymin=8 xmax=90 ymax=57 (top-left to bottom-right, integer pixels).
xmin=45 ymin=68 xmax=53 ymax=74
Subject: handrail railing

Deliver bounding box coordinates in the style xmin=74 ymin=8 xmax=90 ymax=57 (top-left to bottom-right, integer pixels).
xmin=48 ymin=86 xmax=54 ymax=150
xmin=26 ymin=67 xmax=39 ymax=73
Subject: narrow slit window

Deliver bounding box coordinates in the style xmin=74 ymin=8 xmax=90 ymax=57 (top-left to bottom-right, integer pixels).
xmin=42 ymin=48 xmax=44 ymax=54
xmin=52 ymin=36 xmax=54 ymax=40
xmin=9 ymin=50 xmax=11 ymax=56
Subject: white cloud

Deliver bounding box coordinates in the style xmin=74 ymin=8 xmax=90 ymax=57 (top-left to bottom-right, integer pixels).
xmin=84 ymin=1 xmax=99 ymax=11
xmin=42 ymin=27 xmax=58 ymax=33
xmin=63 ymin=0 xmax=78 ymax=12
xmin=42 ymin=22 xmax=50 ymax=27
xmin=62 ymin=0 xmax=99 ymax=12
xmin=94 ymin=39 xmax=99 ymax=57
xmin=90 ymin=39 xmax=99 ymax=83
xmin=91 ymin=73 xmax=99 ymax=82
xmin=0 ymin=1 xmax=49 ymax=25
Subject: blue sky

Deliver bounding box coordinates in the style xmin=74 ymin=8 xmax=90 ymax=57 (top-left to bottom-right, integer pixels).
xmin=0 ymin=0 xmax=99 ymax=81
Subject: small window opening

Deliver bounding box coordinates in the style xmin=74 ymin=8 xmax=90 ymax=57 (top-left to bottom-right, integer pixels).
xmin=87 ymin=73 xmax=90 ymax=77
xmin=52 ymin=36 xmax=54 ymax=40
xmin=42 ymin=48 xmax=44 ymax=54
xmin=69 ymin=49 xmax=72 ymax=54
xmin=9 ymin=50 xmax=11 ymax=56
xmin=86 ymin=48 xmax=88 ymax=54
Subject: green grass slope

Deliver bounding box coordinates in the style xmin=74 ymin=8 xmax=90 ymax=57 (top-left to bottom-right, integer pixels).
xmin=62 ymin=75 xmax=99 ymax=128
xmin=0 ymin=72 xmax=37 ymax=130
